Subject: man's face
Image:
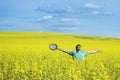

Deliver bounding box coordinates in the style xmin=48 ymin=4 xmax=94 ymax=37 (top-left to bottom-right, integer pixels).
xmin=77 ymin=46 xmax=81 ymax=51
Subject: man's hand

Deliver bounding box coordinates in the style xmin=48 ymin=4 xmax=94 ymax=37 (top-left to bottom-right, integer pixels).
xmin=96 ymin=50 xmax=102 ymax=53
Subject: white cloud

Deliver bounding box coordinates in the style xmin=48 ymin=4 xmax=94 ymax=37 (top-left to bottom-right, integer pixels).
xmin=61 ymin=18 xmax=81 ymax=25
xmin=61 ymin=18 xmax=71 ymax=22
xmin=91 ymin=11 xmax=99 ymax=15
xmin=58 ymin=27 xmax=78 ymax=30
xmin=74 ymin=21 xmax=81 ymax=25
xmin=42 ymin=15 xmax=53 ymax=20
xmin=66 ymin=6 xmax=74 ymax=12
xmin=84 ymin=3 xmax=100 ymax=9
xmin=90 ymin=11 xmax=113 ymax=16
xmin=104 ymin=12 xmax=113 ymax=16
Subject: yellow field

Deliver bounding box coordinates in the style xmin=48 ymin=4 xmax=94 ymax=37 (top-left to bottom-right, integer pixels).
xmin=0 ymin=32 xmax=120 ymax=80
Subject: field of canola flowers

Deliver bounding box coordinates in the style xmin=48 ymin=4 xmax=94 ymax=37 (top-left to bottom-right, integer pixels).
xmin=0 ymin=32 xmax=120 ymax=80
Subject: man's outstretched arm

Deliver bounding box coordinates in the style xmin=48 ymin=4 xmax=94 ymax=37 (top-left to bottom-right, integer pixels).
xmin=88 ymin=50 xmax=102 ymax=54
xmin=57 ymin=48 xmax=70 ymax=54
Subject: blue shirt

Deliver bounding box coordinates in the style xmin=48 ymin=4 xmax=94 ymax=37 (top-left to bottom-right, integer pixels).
xmin=69 ymin=51 xmax=88 ymax=61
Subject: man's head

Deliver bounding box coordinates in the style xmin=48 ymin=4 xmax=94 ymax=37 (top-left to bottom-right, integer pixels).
xmin=76 ymin=44 xmax=81 ymax=52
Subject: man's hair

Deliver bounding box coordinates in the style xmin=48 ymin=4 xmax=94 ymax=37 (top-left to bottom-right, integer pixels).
xmin=76 ymin=44 xmax=81 ymax=50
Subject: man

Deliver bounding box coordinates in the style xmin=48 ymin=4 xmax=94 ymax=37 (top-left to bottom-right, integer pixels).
xmin=57 ymin=44 xmax=102 ymax=61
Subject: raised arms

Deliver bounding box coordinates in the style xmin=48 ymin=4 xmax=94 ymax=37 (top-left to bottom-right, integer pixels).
xmin=57 ymin=48 xmax=102 ymax=54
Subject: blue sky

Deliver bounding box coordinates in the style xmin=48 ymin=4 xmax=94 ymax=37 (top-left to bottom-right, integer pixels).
xmin=0 ymin=0 xmax=120 ymax=37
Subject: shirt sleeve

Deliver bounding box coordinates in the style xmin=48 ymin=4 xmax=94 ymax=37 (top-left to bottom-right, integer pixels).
xmin=68 ymin=51 xmax=74 ymax=56
xmin=83 ymin=51 xmax=88 ymax=56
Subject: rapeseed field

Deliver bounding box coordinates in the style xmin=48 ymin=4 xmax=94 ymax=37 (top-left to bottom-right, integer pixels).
xmin=0 ymin=32 xmax=120 ymax=80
